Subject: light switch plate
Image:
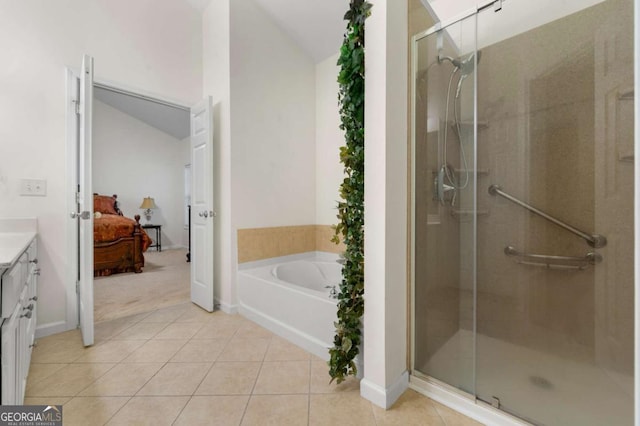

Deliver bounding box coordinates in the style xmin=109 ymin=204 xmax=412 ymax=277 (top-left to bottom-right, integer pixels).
xmin=20 ymin=179 xmax=47 ymax=196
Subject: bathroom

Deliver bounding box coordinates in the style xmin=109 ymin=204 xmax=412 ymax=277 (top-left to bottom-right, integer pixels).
xmin=0 ymin=0 xmax=639 ymax=424
xmin=235 ymin=1 xmax=638 ymax=424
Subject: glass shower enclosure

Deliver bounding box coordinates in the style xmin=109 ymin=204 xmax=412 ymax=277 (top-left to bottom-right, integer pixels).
xmin=411 ymin=1 xmax=634 ymax=424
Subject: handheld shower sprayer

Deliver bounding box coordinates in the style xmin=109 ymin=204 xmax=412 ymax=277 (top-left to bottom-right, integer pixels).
xmin=433 ymin=48 xmax=482 ymax=196
xmin=437 ymin=51 xmax=481 ymax=99
xmin=438 ymin=51 xmax=481 ymax=77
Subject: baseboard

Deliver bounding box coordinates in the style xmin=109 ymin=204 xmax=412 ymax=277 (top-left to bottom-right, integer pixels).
xmin=215 ymin=299 xmax=238 ymax=314
xmin=158 ymin=245 xmax=187 ymax=251
xmin=35 ymin=321 xmax=71 ymax=339
xmin=360 ymin=370 xmax=409 ymax=409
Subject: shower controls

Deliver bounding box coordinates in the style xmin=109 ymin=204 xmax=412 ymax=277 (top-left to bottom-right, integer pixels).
xmin=434 ymin=165 xmax=456 ymax=205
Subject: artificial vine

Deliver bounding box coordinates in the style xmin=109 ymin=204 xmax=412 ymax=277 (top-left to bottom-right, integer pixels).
xmin=328 ymin=0 xmax=372 ymax=384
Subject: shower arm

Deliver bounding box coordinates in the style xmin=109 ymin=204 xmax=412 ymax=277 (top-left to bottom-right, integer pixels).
xmin=488 ymin=185 xmax=607 ymax=248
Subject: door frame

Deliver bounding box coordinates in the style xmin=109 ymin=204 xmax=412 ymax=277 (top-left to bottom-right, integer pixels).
xmin=64 ymin=71 xmax=192 ymax=332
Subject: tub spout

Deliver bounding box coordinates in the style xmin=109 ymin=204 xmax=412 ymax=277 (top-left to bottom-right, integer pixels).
xmin=325 ymin=285 xmax=338 ymax=299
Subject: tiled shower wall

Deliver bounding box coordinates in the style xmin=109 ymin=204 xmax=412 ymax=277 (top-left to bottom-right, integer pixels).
xmin=474 ymin=0 xmax=633 ymax=372
xmin=413 ymin=0 xmax=634 ymax=377
xmin=237 ymin=225 xmax=344 ymax=264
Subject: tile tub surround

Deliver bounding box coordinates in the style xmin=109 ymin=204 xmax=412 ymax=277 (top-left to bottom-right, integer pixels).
xmin=25 ymin=302 xmax=482 ymax=426
xmin=237 ymin=225 xmax=345 ymax=263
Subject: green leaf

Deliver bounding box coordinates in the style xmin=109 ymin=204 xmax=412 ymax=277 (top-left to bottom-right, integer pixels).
xmin=328 ymin=0 xmax=371 ymax=386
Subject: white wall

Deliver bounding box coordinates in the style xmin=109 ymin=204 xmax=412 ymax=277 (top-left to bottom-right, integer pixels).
xmin=0 ymin=0 xmax=202 ymax=330
xmin=205 ymin=0 xmax=338 ymax=312
xmin=361 ymin=0 xmax=409 ymax=409
xmin=203 ymin=0 xmax=234 ymax=312
xmin=93 ymin=100 xmax=187 ymax=249
xmin=230 ymin=0 xmax=316 ymax=230
xmin=315 ymin=53 xmax=344 ymax=225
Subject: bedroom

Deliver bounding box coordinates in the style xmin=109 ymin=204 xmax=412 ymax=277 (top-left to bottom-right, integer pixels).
xmin=91 ymin=84 xmax=192 ymax=321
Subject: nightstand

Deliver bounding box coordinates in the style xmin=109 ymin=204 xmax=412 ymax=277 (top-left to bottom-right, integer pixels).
xmin=142 ymin=224 xmax=161 ymax=252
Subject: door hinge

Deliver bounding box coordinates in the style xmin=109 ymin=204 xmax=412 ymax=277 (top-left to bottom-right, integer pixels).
xmin=73 ymin=99 xmax=80 ymax=115
xmin=76 ymin=281 xmax=80 ymax=294
xmin=75 ymin=192 xmax=80 ymax=204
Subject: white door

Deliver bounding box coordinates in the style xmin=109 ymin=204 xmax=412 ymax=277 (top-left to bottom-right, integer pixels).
xmin=77 ymin=55 xmax=94 ymax=346
xmin=190 ymin=97 xmax=214 ymax=311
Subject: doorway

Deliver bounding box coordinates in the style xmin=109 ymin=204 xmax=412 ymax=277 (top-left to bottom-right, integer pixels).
xmin=91 ymin=83 xmax=192 ymax=322
xmin=66 ymin=59 xmax=215 ymax=346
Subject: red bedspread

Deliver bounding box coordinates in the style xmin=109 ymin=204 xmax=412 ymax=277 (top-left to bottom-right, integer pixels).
xmin=94 ymin=214 xmax=152 ymax=251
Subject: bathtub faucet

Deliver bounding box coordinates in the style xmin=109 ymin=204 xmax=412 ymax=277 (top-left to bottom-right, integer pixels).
xmin=325 ymin=285 xmax=338 ymax=299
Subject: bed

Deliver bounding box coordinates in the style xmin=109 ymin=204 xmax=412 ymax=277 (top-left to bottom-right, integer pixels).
xmin=93 ymin=194 xmax=152 ymax=277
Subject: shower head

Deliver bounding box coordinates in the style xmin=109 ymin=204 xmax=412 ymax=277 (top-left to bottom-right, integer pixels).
xmin=451 ymin=51 xmax=482 ymax=98
xmin=438 ymin=50 xmax=482 ymax=76
xmin=457 ymin=51 xmax=481 ymax=76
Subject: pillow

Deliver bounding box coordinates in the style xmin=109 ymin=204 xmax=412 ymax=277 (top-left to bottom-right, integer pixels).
xmin=93 ymin=194 xmax=119 ymax=215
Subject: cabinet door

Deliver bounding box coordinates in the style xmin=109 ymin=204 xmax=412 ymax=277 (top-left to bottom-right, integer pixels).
xmin=1 ymin=304 xmax=20 ymax=405
xmin=16 ymin=310 xmax=30 ymax=404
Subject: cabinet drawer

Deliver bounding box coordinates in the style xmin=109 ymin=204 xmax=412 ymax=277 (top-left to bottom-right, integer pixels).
xmin=1 ymin=255 xmax=27 ymax=318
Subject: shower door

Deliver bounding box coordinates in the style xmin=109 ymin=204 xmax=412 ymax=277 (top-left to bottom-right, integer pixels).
xmin=474 ymin=1 xmax=634 ymax=424
xmin=412 ymin=12 xmax=478 ymax=394
xmin=412 ymin=1 xmax=634 ymax=425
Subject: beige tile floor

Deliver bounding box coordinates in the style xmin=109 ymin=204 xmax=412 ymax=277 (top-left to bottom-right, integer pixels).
xmin=25 ymin=302 xmax=483 ymax=426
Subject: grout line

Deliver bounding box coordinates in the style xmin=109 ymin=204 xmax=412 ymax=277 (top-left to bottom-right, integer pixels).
xmin=99 ymin=394 xmax=134 ymax=425
xmin=171 ymin=395 xmax=193 ymax=426
xmin=32 ymin=302 xmax=443 ymax=426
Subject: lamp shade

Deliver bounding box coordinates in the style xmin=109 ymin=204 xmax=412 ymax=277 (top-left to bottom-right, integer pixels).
xmin=139 ymin=197 xmax=157 ymax=210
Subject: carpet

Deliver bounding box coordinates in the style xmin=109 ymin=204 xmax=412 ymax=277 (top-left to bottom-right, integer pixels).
xmin=94 ymin=248 xmax=191 ymax=322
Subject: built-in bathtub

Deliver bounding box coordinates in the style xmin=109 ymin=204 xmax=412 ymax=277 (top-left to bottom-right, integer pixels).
xmin=238 ymin=252 xmax=342 ymax=360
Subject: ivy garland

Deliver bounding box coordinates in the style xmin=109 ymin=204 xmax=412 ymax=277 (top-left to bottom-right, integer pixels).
xmin=328 ymin=0 xmax=372 ymax=384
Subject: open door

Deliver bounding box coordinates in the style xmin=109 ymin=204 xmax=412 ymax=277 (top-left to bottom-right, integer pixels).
xmin=77 ymin=54 xmax=94 ymax=346
xmin=190 ymin=97 xmax=215 ymax=311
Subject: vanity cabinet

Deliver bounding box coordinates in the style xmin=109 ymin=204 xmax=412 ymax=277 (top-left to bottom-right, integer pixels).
xmin=0 ymin=239 xmax=37 ymax=405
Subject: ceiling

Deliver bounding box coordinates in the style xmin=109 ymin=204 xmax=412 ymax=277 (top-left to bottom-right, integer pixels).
xmin=251 ymin=0 xmax=346 ymax=63
xmin=185 ymin=0 xmax=346 ymax=63
xmin=94 ymin=87 xmax=190 ymax=140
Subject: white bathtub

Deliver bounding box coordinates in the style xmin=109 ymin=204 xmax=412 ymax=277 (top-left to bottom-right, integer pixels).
xmin=238 ymin=252 xmax=341 ymax=360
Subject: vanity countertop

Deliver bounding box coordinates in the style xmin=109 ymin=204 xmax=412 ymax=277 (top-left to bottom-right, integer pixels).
xmin=0 ymin=232 xmax=37 ymax=269
xmin=0 ymin=219 xmax=38 ymax=269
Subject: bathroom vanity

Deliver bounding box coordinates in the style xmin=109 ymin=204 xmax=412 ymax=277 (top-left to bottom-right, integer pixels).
xmin=0 ymin=219 xmax=38 ymax=405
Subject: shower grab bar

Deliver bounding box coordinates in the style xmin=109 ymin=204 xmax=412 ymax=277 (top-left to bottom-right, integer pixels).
xmin=488 ymin=185 xmax=607 ymax=248
xmin=504 ymin=245 xmax=602 ymax=270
